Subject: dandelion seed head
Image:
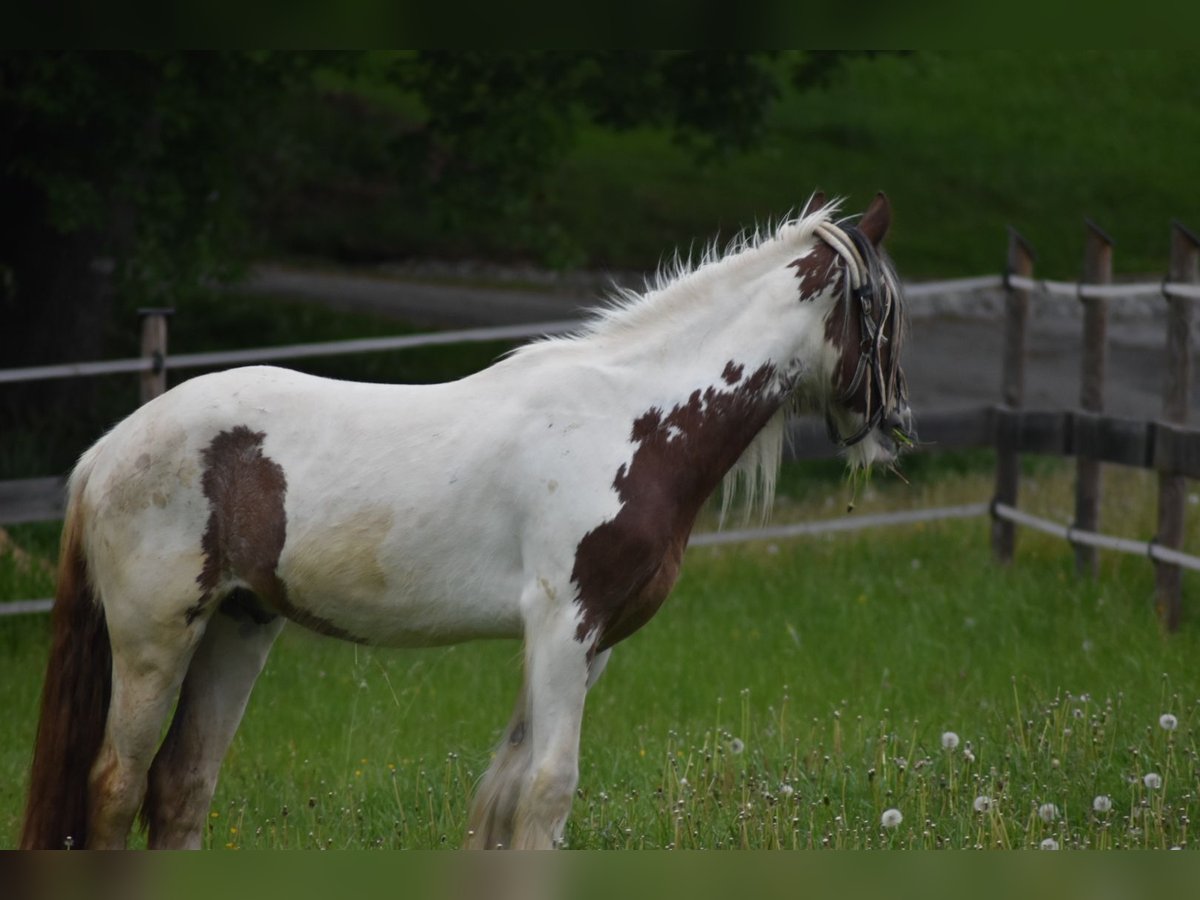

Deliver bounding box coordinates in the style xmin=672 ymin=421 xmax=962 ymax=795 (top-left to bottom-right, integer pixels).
xmin=880 ymin=808 xmax=903 ymax=829
xmin=1093 ymin=795 xmax=1112 ymax=813
xmin=729 ymin=738 xmax=745 ymax=755
xmin=963 ymin=748 xmax=976 ymax=763
xmin=973 ymin=795 xmax=992 ymax=813
xmin=1144 ymin=772 xmax=1162 ymax=790
xmin=780 ymin=784 xmax=795 ymax=797
xmin=1038 ymin=803 xmax=1059 ymax=823
xmin=1040 ymin=838 xmax=1059 ymax=850
xmin=941 ymin=731 xmax=960 ymax=751
xmin=1160 ymin=713 xmax=1179 ymax=731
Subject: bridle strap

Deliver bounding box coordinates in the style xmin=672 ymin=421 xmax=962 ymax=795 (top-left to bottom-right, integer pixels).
xmin=814 ymin=222 xmax=898 ymax=449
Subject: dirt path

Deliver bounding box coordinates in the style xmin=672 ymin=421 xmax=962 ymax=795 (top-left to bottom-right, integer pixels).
xmin=241 ymin=263 xmax=1188 ymax=422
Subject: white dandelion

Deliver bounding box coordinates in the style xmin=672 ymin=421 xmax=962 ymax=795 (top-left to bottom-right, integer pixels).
xmin=973 ymin=795 xmax=992 ymax=813
xmin=880 ymin=808 xmax=903 ymax=829
xmin=941 ymin=731 xmax=960 ymax=751
xmin=779 ymin=783 xmax=795 ymax=797
xmin=963 ymin=748 xmax=976 ymax=764
xmin=729 ymin=737 xmax=745 ymax=755
xmin=1038 ymin=803 xmax=1059 ymax=824
xmin=1159 ymin=713 xmax=1179 ymax=731
xmin=1093 ymin=795 xmax=1112 ymax=814
xmin=1144 ymin=772 xmax=1162 ymax=790
xmin=1040 ymin=838 xmax=1060 ymax=851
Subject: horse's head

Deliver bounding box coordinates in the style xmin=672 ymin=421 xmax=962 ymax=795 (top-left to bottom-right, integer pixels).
xmin=792 ymin=192 xmax=914 ymax=472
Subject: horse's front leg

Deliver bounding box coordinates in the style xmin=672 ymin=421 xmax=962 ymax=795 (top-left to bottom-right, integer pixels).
xmin=466 ymin=639 xmax=610 ymax=850
xmin=509 ymin=610 xmax=593 ymax=850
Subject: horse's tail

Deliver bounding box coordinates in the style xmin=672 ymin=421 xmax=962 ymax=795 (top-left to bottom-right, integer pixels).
xmin=20 ymin=458 xmax=111 ymax=850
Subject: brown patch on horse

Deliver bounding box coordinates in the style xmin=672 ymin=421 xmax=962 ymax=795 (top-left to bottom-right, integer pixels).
xmin=191 ymin=426 xmax=366 ymax=644
xmin=571 ymin=362 xmax=778 ymax=651
xmin=788 ymin=243 xmax=841 ymax=302
xmin=822 ymin=284 xmax=867 ymax=414
xmin=20 ymin=490 xmax=112 ymax=849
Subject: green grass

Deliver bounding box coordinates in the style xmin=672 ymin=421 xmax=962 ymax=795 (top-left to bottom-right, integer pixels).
xmin=3 ymin=461 xmax=1198 ymax=850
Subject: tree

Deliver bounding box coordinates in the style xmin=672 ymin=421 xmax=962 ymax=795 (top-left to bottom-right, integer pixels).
xmin=0 ymin=53 xmax=336 ymax=373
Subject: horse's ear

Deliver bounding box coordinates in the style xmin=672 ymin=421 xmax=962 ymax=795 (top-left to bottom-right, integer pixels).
xmin=858 ymin=192 xmax=891 ymax=246
xmin=803 ymin=191 xmax=827 ymax=216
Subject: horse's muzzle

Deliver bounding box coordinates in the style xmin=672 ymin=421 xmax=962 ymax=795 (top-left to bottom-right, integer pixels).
xmin=882 ymin=407 xmax=916 ymax=450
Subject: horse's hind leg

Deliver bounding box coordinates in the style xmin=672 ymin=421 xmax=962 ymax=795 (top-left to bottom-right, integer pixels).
xmin=145 ymin=602 xmax=284 ymax=849
xmin=87 ymin=627 xmax=200 ymax=849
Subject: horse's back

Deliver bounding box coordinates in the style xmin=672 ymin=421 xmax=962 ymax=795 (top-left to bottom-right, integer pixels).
xmin=74 ymin=366 xmax=538 ymax=645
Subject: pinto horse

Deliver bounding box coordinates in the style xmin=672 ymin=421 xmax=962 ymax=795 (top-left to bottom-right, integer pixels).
xmin=21 ymin=193 xmax=911 ymax=850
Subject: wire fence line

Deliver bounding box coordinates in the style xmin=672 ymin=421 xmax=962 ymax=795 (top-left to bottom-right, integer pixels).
xmin=0 ymin=502 xmax=993 ymax=618
xmin=1006 ymin=274 xmax=1200 ymax=302
xmin=0 ymin=273 xmax=1195 ymax=388
xmin=991 ymin=503 xmax=1200 ymax=572
xmin=0 ymin=320 xmax=581 ymax=386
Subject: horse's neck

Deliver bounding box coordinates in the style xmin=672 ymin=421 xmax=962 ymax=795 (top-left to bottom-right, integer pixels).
xmin=567 ymin=273 xmax=822 ymax=515
xmin=585 ymin=264 xmax=828 ymax=409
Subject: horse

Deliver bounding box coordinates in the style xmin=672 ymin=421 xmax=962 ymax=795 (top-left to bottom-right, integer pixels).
xmin=20 ymin=192 xmax=912 ymax=850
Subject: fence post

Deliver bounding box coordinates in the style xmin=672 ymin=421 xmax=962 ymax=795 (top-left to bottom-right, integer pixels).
xmin=138 ymin=308 xmax=173 ymax=404
xmin=1155 ymin=222 xmax=1200 ymax=631
xmin=1072 ymin=220 xmax=1112 ymax=577
xmin=992 ymin=228 xmax=1035 ymax=564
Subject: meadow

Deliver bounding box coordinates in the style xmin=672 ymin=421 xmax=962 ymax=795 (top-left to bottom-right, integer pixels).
xmin=2 ymin=455 xmax=1197 ymax=851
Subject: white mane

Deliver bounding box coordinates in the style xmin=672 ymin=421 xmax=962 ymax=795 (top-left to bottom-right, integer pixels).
xmin=522 ymin=201 xmax=843 ymax=351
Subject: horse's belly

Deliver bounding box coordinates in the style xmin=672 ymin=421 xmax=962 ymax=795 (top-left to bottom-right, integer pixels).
xmin=278 ymin=556 xmax=528 ymax=648
xmin=276 ymin=533 xmax=524 ymax=647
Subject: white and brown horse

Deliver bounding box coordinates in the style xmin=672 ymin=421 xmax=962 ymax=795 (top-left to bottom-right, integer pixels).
xmin=21 ymin=193 xmax=911 ymax=850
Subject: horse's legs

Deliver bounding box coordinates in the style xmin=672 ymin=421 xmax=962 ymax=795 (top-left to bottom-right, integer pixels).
xmin=465 ymin=679 xmax=531 ymax=849
xmin=87 ymin=631 xmax=200 ymax=849
xmin=466 ymin=633 xmax=611 ymax=851
xmin=507 ymin=619 xmax=598 ymax=850
xmin=145 ymin=608 xmax=284 ymax=849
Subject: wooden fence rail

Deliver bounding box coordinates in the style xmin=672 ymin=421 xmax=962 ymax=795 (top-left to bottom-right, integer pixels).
xmin=992 ymin=218 xmax=1200 ymax=630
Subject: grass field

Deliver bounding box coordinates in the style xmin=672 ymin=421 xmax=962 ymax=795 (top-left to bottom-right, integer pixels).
xmin=3 ymin=457 xmax=1198 ymax=850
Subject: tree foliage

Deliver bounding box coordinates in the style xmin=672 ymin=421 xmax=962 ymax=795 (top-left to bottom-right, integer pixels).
xmin=0 ymin=51 xmax=868 ymax=370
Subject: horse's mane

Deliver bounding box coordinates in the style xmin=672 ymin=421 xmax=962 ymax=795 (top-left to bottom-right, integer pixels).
xmin=554 ymin=202 xmax=842 ymax=346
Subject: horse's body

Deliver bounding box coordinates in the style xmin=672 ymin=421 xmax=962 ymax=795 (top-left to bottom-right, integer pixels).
xmin=21 ymin=194 xmax=912 ymax=850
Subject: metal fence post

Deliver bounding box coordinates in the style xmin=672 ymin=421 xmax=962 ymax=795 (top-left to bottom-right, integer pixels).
xmin=1072 ymin=220 xmax=1112 ymax=577
xmin=992 ymin=228 xmax=1034 ymax=564
xmin=1156 ymin=222 xmax=1200 ymax=631
xmin=138 ymin=307 xmax=173 ymax=404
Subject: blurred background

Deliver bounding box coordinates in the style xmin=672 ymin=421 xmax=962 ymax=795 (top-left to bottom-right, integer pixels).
xmin=1 ymin=50 xmax=1196 ymax=474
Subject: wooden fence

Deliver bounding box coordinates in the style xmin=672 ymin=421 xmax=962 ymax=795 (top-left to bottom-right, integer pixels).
xmin=2 ymin=221 xmax=1199 ymax=626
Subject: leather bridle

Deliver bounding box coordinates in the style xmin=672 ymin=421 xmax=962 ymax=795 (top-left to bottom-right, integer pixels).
xmin=813 ymin=221 xmax=907 ymax=449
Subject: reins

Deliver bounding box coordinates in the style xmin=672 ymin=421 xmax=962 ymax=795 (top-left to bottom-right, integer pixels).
xmin=813 ymin=221 xmax=906 ymax=449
